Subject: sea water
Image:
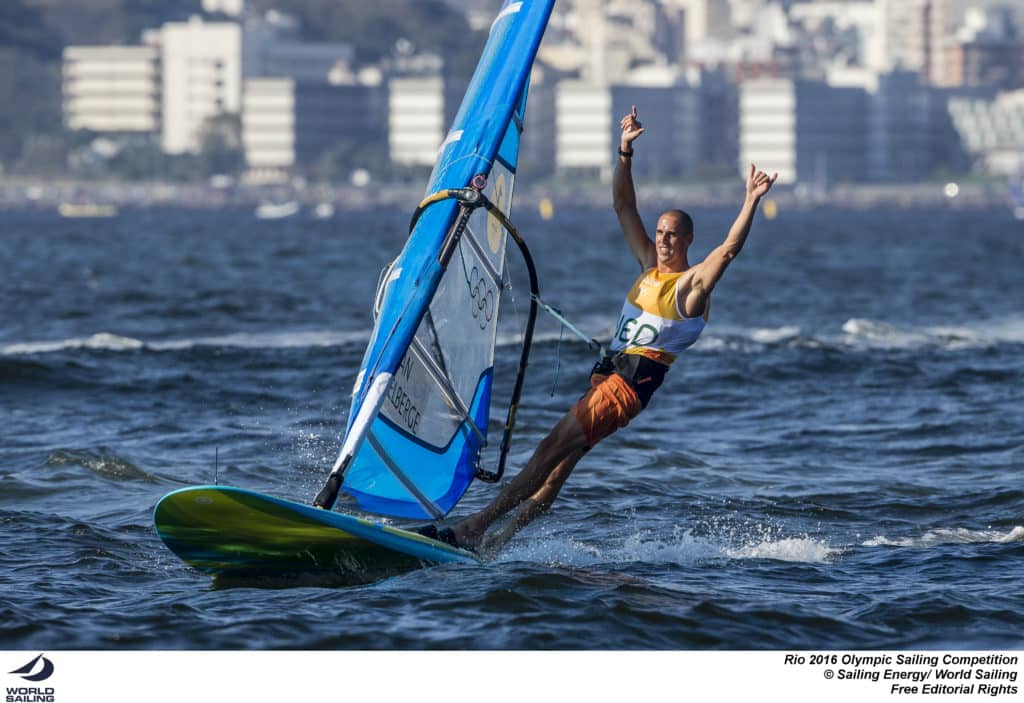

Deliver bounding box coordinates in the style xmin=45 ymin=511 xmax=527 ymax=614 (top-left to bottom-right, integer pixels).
xmin=1 ymin=203 xmax=1022 ymax=649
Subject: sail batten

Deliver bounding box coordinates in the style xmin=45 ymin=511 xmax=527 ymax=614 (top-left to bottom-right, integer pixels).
xmin=408 ymin=338 xmax=486 ymax=445
xmin=460 ymin=226 xmax=505 ymax=288
xmin=321 ymin=0 xmax=555 ymax=519
xmin=366 ymin=432 xmax=445 ymax=520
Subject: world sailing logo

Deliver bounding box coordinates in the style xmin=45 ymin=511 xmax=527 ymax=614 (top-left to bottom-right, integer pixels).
xmin=6 ymin=654 xmax=56 ymax=703
xmin=8 ymin=655 xmax=53 ymax=683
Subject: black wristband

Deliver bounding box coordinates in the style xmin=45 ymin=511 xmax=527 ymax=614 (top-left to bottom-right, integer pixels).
xmin=618 ymin=148 xmax=633 ymax=158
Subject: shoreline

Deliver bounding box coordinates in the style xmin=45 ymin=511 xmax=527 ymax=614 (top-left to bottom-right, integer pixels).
xmin=0 ymin=177 xmax=1015 ymax=212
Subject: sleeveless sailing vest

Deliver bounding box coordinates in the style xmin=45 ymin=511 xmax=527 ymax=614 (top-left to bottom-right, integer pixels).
xmin=609 ymin=267 xmax=708 ymax=365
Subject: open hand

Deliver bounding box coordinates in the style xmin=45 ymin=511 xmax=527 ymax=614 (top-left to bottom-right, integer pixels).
xmin=620 ymin=105 xmax=644 ymax=150
xmin=747 ymin=163 xmax=778 ymax=199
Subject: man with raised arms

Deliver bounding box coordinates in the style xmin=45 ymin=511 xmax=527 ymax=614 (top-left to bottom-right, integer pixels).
xmin=422 ymin=105 xmax=777 ymax=552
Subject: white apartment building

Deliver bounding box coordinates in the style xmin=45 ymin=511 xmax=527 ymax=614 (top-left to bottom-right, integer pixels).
xmin=555 ymin=80 xmax=612 ymax=179
xmin=160 ymin=18 xmax=242 ymax=154
xmin=928 ymin=0 xmax=1024 ymax=86
xmin=743 ymin=68 xmax=958 ymax=184
xmin=611 ymin=67 xmax=702 ymax=180
xmin=62 ymin=46 xmax=161 ymax=133
xmin=242 ymin=78 xmax=294 ymax=169
xmin=828 ymin=68 xmax=937 ymax=182
xmin=740 ymin=79 xmax=798 ymax=184
xmin=741 ymin=78 xmax=868 ymax=185
xmin=520 ymin=67 xmax=556 ymax=177
xmin=948 ymin=90 xmax=1024 ymax=175
xmin=666 ymin=0 xmax=733 ymax=54
xmin=874 ymin=0 xmax=930 ymax=72
xmin=243 ymin=78 xmax=384 ymax=171
xmin=388 ymin=76 xmax=445 ymax=167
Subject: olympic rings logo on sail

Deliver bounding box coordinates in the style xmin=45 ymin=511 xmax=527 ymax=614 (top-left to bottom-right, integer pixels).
xmin=468 ymin=265 xmax=495 ymax=329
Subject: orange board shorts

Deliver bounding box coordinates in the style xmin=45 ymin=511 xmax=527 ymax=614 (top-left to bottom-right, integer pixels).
xmin=572 ymin=372 xmax=643 ymax=448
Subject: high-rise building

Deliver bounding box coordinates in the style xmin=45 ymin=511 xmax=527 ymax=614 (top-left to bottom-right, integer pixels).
xmin=939 ymin=7 xmax=1024 ymax=90
xmin=875 ymin=0 xmax=931 ymax=73
xmin=519 ymin=66 xmax=557 ymax=179
xmin=62 ymin=46 xmax=161 ymax=133
xmin=610 ymin=68 xmax=701 ymax=181
xmin=947 ymin=89 xmax=1024 ymax=175
xmin=555 ymin=80 xmax=612 ymax=179
xmin=672 ymin=0 xmax=733 ymax=48
xmin=928 ymin=0 xmax=1024 ymax=85
xmin=160 ymin=17 xmax=242 ymax=154
xmin=243 ymin=78 xmax=384 ymax=171
xmin=388 ymin=76 xmax=445 ymax=167
xmin=864 ymin=71 xmax=939 ymax=180
xmin=241 ymin=78 xmax=293 ymax=169
xmin=740 ymin=78 xmax=866 ymax=185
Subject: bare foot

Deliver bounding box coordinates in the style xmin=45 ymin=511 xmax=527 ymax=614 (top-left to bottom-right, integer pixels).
xmin=451 ymin=523 xmax=484 ymax=549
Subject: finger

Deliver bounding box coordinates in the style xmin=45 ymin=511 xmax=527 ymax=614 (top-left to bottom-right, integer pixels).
xmin=631 ymin=104 xmax=638 ymax=119
xmin=749 ymin=163 xmax=755 ymax=180
xmin=770 ymin=173 xmax=779 ymax=184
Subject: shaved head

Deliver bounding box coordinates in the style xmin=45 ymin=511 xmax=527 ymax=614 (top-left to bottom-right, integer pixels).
xmin=662 ymin=209 xmax=694 ymax=238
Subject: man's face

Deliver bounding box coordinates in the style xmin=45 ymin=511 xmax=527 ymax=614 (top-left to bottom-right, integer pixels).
xmin=654 ymin=214 xmax=690 ymax=268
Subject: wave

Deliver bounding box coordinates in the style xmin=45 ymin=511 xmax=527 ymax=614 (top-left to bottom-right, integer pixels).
xmin=836 ymin=316 xmax=1024 ymax=352
xmin=863 ymin=526 xmax=1024 ymax=548
xmin=702 ymin=316 xmax=1024 ymax=353
xmin=1 ymin=330 xmax=370 ymax=356
xmin=2 ymin=332 xmax=145 ymax=354
xmin=4 ymin=315 xmax=1024 ymax=358
xmin=726 ymin=536 xmax=839 ymax=563
xmin=499 ymin=525 xmax=840 ymax=566
xmin=47 ymin=448 xmax=157 ymax=482
xmin=501 ymin=522 xmax=1022 ymax=567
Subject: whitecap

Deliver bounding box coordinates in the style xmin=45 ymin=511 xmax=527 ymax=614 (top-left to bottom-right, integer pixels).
xmin=750 ymin=325 xmax=802 ymax=344
xmin=726 ymin=536 xmax=838 ymax=563
xmin=1 ymin=329 xmax=369 ymax=356
xmin=148 ymin=329 xmax=368 ymax=351
xmin=863 ymin=526 xmax=1024 ymax=548
xmin=840 ymin=318 xmax=933 ymax=349
xmin=1 ymin=332 xmax=144 ymax=354
xmin=496 ymin=525 xmax=837 ymax=566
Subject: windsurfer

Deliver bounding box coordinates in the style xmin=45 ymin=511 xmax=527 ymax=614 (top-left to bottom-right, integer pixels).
xmin=425 ymin=105 xmax=778 ymax=552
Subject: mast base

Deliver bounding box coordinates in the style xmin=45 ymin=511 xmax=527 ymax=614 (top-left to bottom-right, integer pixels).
xmin=313 ymin=473 xmax=344 ymax=509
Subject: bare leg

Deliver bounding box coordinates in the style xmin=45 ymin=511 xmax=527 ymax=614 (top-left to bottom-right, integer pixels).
xmin=452 ymin=409 xmax=589 ymax=546
xmin=478 ymin=446 xmax=588 ymax=554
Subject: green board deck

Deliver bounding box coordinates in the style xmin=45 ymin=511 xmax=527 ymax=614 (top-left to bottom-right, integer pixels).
xmin=154 ymin=486 xmax=479 ymax=584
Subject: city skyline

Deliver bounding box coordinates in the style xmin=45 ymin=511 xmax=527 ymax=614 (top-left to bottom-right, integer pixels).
xmin=4 ymin=0 xmax=1024 ymax=186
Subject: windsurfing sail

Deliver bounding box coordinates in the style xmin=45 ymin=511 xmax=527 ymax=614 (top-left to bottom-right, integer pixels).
xmin=314 ymin=0 xmax=555 ymax=519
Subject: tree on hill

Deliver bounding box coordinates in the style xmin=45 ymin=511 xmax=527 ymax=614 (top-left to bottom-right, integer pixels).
xmin=0 ymin=0 xmax=63 ymax=60
xmin=0 ymin=0 xmax=63 ymax=168
xmin=24 ymin=0 xmax=202 ymax=46
xmin=246 ymin=0 xmax=486 ymax=77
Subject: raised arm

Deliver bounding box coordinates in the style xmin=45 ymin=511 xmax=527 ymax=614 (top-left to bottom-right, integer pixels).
xmin=612 ymin=105 xmax=655 ymax=270
xmin=691 ymin=164 xmax=777 ymax=299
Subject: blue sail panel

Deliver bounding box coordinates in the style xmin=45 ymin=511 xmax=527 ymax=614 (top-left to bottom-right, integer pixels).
xmin=496 ymin=77 xmax=529 ymax=171
xmin=344 ymin=371 xmax=494 ymax=519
